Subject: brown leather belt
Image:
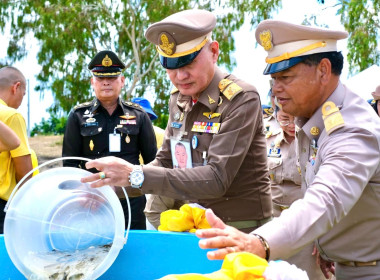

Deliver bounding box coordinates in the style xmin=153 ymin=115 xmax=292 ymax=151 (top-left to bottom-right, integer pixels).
xmin=339 ymin=260 xmax=377 ymax=267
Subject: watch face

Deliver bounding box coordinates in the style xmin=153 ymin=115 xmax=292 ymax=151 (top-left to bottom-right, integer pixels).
xmin=131 ymin=170 xmax=144 ymax=186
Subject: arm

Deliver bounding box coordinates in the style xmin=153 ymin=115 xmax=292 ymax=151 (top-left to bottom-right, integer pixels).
xmin=138 ymin=111 xmax=157 ymax=164
xmin=13 ymin=154 xmax=33 ymax=183
xmin=6 ymin=113 xmax=33 ymax=184
xmin=0 ymin=120 xmax=20 ymax=152
xmin=255 ymin=128 xmax=380 ymax=259
xmin=62 ymin=110 xmax=83 ymax=167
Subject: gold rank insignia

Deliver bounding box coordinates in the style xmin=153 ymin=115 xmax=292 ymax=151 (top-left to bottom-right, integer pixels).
xmin=102 ymin=55 xmax=112 ymax=67
xmin=203 ymin=112 xmax=221 ymax=119
xmin=259 ymin=30 xmax=273 ymax=51
xmin=322 ymin=101 xmax=345 ymax=135
xmin=159 ymin=32 xmax=176 ymax=56
xmin=310 ymin=126 xmax=320 ymax=136
xmin=208 ymin=95 xmax=216 ymax=104
xmin=219 ymin=79 xmax=233 ymax=92
xmin=223 ymin=83 xmax=242 ymax=101
xmin=218 ymin=79 xmax=243 ymax=100
xmin=89 ymin=140 xmax=94 ymax=151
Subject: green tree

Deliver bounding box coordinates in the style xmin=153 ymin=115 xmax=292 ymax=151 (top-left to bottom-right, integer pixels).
xmin=338 ymin=0 xmax=380 ymax=74
xmin=0 ymin=0 xmax=280 ymax=129
xmin=30 ymin=114 xmax=68 ymax=136
xmin=316 ymin=0 xmax=380 ymax=75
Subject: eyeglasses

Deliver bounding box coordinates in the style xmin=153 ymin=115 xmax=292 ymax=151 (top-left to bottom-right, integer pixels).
xmin=278 ymin=120 xmax=295 ymax=126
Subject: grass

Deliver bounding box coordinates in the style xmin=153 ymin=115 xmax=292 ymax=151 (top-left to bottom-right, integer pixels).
xmin=29 ymin=135 xmax=63 ymax=163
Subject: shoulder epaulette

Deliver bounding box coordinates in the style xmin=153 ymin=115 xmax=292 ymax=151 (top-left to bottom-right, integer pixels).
xmin=218 ymin=79 xmax=243 ymax=101
xmin=170 ymin=86 xmax=179 ymax=94
xmin=322 ymin=101 xmax=345 ymax=135
xmin=73 ymin=101 xmax=92 ymax=111
xmin=122 ymin=100 xmax=144 ymax=111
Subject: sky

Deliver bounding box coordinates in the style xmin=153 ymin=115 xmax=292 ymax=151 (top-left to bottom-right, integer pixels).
xmin=0 ymin=0 xmax=356 ymax=132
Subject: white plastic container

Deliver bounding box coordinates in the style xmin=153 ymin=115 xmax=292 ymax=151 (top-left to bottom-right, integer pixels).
xmin=4 ymin=160 xmax=128 ymax=280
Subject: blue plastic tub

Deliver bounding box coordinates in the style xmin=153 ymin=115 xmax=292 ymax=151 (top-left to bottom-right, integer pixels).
xmin=0 ymin=230 xmax=223 ymax=279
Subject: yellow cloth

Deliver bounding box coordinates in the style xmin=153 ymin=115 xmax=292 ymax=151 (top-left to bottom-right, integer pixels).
xmin=30 ymin=148 xmax=39 ymax=176
xmin=158 ymin=204 xmax=211 ymax=233
xmin=159 ymin=252 xmax=269 ymax=280
xmin=0 ymin=99 xmax=31 ymax=200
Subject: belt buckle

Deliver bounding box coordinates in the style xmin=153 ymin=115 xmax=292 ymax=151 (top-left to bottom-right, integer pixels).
xmin=341 ymin=260 xmax=377 ymax=267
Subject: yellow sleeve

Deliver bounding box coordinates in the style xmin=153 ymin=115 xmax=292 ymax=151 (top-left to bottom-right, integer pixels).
xmin=7 ymin=113 xmax=30 ymax=158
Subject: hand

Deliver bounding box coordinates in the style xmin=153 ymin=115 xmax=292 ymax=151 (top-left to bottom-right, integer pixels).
xmin=80 ymin=156 xmax=134 ymax=188
xmin=196 ymin=209 xmax=266 ymax=260
xmin=312 ymin=245 xmax=335 ymax=279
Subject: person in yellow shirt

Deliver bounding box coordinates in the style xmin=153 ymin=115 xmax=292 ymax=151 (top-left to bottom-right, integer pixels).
xmin=0 ymin=66 xmax=34 ymax=233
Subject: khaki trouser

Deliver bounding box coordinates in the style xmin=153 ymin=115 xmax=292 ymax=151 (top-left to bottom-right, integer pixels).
xmin=273 ymin=203 xmax=326 ymax=280
xmin=144 ymin=194 xmax=188 ymax=229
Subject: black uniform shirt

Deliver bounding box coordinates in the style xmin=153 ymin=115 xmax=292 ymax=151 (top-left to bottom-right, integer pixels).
xmin=62 ymin=98 xmax=157 ymax=169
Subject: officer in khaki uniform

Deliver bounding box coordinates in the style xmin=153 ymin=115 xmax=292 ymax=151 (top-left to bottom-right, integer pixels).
xmin=196 ymin=20 xmax=380 ymax=280
xmin=62 ymin=50 xmax=157 ymax=230
xmin=81 ymin=10 xmax=272 ymax=234
xmin=267 ymin=106 xmax=325 ymax=279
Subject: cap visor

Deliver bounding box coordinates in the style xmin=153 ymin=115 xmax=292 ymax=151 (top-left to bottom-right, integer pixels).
xmin=160 ymin=49 xmax=202 ymax=69
xmin=263 ymin=56 xmax=307 ymax=75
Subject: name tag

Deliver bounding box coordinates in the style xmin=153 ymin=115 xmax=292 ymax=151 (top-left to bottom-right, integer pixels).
xmin=171 ymin=122 xmax=182 ymax=129
xmin=109 ymin=133 xmax=121 ymax=152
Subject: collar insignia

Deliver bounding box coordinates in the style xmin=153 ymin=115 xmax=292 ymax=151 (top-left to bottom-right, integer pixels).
xmin=208 ymin=95 xmax=216 ymax=104
xmin=310 ymin=126 xmax=320 ymax=136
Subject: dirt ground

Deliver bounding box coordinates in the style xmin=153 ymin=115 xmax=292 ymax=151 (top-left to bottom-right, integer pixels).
xmin=28 ymin=135 xmax=64 ymax=167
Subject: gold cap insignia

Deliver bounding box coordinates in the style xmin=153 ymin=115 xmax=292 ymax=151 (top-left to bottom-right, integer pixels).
xmin=310 ymin=126 xmax=320 ymax=136
xmin=260 ymin=30 xmax=273 ymax=51
xmin=102 ymin=55 xmax=112 ymax=67
xmin=208 ymin=95 xmax=216 ymax=104
xmin=159 ymin=32 xmax=176 ymax=56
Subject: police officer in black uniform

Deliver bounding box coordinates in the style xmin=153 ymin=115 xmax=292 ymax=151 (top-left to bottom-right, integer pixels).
xmin=62 ymin=50 xmax=157 ymax=229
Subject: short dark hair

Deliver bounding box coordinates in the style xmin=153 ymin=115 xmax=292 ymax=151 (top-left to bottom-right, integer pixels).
xmin=301 ymin=51 xmax=344 ymax=75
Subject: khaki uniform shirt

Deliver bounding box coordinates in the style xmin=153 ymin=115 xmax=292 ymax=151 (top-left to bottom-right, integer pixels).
xmin=267 ymin=128 xmax=302 ymax=207
xmin=142 ymin=67 xmax=272 ymax=223
xmin=256 ymin=82 xmax=380 ymax=265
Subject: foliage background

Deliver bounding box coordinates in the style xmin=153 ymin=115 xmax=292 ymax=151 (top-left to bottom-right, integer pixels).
xmin=0 ymin=0 xmax=379 ymax=134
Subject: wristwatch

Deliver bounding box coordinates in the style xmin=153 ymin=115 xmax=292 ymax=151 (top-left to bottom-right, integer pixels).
xmin=129 ymin=165 xmax=144 ymax=189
